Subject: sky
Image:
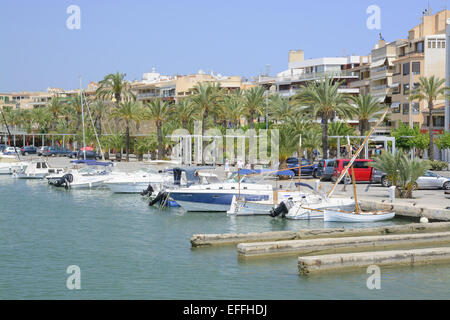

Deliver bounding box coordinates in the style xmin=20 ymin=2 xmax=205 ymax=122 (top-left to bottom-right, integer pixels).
xmin=0 ymin=0 xmax=448 ymax=92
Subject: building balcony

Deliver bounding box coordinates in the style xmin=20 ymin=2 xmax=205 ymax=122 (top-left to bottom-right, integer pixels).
xmin=259 ymin=70 xmax=358 ymax=85
xmin=349 ymin=79 xmax=370 ymax=88
xmin=137 ymin=92 xmax=158 ymax=99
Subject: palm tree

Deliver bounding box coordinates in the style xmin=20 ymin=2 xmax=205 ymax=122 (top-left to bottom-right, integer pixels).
xmin=410 ymin=76 xmax=449 ymax=160
xmin=91 ymin=100 xmax=110 ymax=135
xmin=276 ymin=125 xmax=300 ymax=176
xmin=109 ymin=101 xmax=144 ymax=161
xmin=32 ymin=107 xmax=52 ymax=133
xmin=47 ymin=97 xmax=63 ymax=131
xmin=269 ymin=94 xmax=297 ymax=123
xmin=191 ymin=82 xmax=221 ymax=162
xmin=96 ymin=72 xmax=134 ymax=104
xmin=219 ymin=92 xmax=244 ymax=128
xmin=327 ymin=121 xmax=356 ymax=158
xmin=243 ymin=86 xmax=265 ymax=129
xmin=374 ymin=151 xmax=429 ymax=198
xmin=302 ymin=127 xmax=322 ymax=162
xmin=174 ymin=98 xmax=198 ymax=129
xmin=144 ymin=99 xmax=172 ymax=160
xmin=348 ymin=94 xmax=385 ymax=136
xmin=294 ymin=76 xmax=352 ymax=159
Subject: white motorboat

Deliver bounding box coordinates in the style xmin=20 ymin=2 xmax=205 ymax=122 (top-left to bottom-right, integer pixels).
xmin=13 ymin=161 xmax=64 ymax=179
xmin=0 ymin=158 xmax=29 ymax=175
xmin=104 ymin=168 xmax=172 ymax=194
xmin=166 ymin=167 xmax=274 ymax=212
xmin=227 ymin=191 xmax=308 ymax=216
xmin=47 ymin=160 xmax=115 ymax=189
xmin=323 ymin=210 xmax=395 ymax=222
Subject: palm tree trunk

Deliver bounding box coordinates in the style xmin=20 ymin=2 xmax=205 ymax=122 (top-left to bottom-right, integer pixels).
xmin=428 ymin=101 xmax=434 ymax=160
xmin=249 ymin=111 xmax=254 ymax=129
xmin=157 ymin=121 xmax=163 ymax=160
xmin=202 ymin=108 xmax=208 ymax=164
xmin=322 ymin=117 xmax=329 ymax=160
xmin=125 ymin=121 xmax=130 ymax=162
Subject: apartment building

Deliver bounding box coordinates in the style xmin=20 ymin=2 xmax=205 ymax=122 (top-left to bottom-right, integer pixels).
xmin=257 ymin=50 xmax=368 ymax=97
xmin=134 ymin=69 xmax=244 ymax=104
xmin=390 ymin=9 xmax=449 ymax=134
xmin=0 ymin=93 xmax=16 ymax=109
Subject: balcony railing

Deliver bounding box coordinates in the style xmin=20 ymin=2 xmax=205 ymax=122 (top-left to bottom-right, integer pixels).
xmin=259 ymin=70 xmax=358 ymax=84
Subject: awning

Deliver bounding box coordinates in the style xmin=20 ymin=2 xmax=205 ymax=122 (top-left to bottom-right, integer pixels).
xmin=387 ymin=57 xmax=395 ymax=66
xmin=376 ymin=96 xmax=387 ymax=103
xmin=389 ymin=83 xmax=399 ymax=88
xmin=390 ymin=102 xmax=400 ymax=108
xmin=371 ymin=58 xmax=387 ymax=68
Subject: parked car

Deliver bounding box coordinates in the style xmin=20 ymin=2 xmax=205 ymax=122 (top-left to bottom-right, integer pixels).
xmin=0 ymin=144 xmax=7 ymax=153
xmin=286 ymin=158 xmax=319 ymax=178
xmin=68 ymin=150 xmax=78 ymax=158
xmin=42 ymin=146 xmax=71 ymax=157
xmin=37 ymin=146 xmax=49 ymax=156
xmin=376 ymin=170 xmax=450 ymax=190
xmin=331 ymin=159 xmax=374 ymax=183
xmin=371 ymin=167 xmax=391 ymax=187
xmin=317 ymin=159 xmax=336 ymax=181
xmin=76 ymin=150 xmax=100 ymax=160
xmin=20 ymin=146 xmax=38 ymax=155
xmin=3 ymin=146 xmax=20 ymax=154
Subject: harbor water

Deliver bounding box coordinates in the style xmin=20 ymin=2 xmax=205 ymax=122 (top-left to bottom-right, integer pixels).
xmin=0 ymin=176 xmax=449 ymax=299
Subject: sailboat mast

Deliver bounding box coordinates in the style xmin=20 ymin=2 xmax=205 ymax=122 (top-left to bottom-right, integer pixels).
xmin=80 ymin=77 xmax=86 ymax=160
xmin=347 ymin=136 xmax=360 ymax=214
xmin=298 ymin=135 xmax=302 ymax=192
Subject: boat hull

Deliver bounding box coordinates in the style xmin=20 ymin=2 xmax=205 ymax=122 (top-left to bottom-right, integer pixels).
xmin=324 ymin=210 xmax=395 ymax=222
xmin=170 ymin=191 xmax=272 ymax=212
xmin=286 ymin=198 xmax=356 ymax=220
xmin=105 ymin=182 xmax=151 ymax=194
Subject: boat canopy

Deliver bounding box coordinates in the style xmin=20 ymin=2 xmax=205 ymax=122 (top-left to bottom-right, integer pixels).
xmin=70 ymin=160 xmax=113 ymax=166
xmin=294 ymin=182 xmax=314 ymax=190
xmin=171 ymin=166 xmax=215 ymax=186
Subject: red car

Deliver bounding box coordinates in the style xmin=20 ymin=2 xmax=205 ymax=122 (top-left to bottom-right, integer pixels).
xmin=331 ymin=159 xmax=374 ymax=183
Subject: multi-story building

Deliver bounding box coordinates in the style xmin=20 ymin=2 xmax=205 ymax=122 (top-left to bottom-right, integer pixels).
xmin=0 ymin=93 xmax=16 ymax=109
xmin=256 ymin=50 xmax=368 ymax=98
xmin=133 ymin=69 xmax=244 ymax=104
xmin=390 ymin=9 xmax=449 ymax=134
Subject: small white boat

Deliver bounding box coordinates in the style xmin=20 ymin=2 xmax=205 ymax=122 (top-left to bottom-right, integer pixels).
xmin=227 ymin=191 xmax=308 ymax=216
xmin=14 ymin=161 xmax=64 ymax=179
xmin=104 ymin=168 xmax=172 ymax=194
xmin=0 ymin=159 xmax=29 ymax=175
xmin=324 ymin=210 xmax=395 ymax=222
xmin=48 ymin=160 xmax=115 ymax=189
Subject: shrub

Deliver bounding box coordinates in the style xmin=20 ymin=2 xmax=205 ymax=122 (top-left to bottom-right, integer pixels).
xmin=425 ymin=160 xmax=448 ymax=171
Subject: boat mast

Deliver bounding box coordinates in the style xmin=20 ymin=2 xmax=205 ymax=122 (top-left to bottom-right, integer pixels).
xmin=327 ymin=108 xmax=389 ymax=199
xmin=298 ymin=135 xmax=302 ymax=192
xmin=80 ymin=77 xmax=86 ymax=160
xmin=347 ymin=136 xmax=360 ymax=214
xmin=0 ymin=107 xmax=20 ymax=161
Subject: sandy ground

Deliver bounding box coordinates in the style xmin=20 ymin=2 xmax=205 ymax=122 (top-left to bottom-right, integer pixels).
xmin=20 ymin=155 xmax=450 ymax=210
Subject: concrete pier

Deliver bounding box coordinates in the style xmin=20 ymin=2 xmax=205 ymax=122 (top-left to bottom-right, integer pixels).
xmin=190 ymin=222 xmax=450 ymax=247
xmin=359 ymin=200 xmax=450 ymax=221
xmin=298 ymin=247 xmax=450 ymax=274
xmin=237 ymin=231 xmax=450 ymax=258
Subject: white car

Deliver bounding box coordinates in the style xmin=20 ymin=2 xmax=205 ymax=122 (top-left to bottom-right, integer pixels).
xmin=415 ymin=171 xmax=450 ymax=190
xmin=3 ymin=147 xmax=20 ymax=154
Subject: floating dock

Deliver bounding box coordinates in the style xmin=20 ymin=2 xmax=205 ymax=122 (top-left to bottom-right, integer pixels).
xmin=298 ymin=247 xmax=450 ymax=274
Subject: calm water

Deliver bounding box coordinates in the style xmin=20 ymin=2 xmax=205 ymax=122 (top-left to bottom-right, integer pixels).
xmin=0 ymin=176 xmax=449 ymax=300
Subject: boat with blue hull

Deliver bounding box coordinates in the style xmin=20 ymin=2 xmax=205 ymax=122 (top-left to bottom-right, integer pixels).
xmin=166 ymin=167 xmax=274 ymax=212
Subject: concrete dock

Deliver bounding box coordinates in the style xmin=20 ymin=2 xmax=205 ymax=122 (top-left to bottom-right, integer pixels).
xmin=298 ymin=247 xmax=450 ymax=274
xmin=191 ymin=222 xmax=450 ymax=247
xmin=237 ymin=231 xmax=450 ymax=258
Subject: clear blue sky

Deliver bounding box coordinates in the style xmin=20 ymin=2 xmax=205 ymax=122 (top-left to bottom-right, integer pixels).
xmin=0 ymin=0 xmax=448 ymax=92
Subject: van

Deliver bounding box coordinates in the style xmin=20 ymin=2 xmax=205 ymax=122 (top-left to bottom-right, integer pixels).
xmin=331 ymin=159 xmax=374 ymax=182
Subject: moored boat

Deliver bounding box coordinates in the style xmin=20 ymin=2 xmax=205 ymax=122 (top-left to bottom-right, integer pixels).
xmin=323 ymin=210 xmax=395 ymax=222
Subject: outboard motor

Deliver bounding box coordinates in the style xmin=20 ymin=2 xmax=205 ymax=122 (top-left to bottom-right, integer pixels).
xmin=52 ymin=174 xmax=74 ymax=190
xmin=140 ymin=184 xmax=154 ymax=196
xmin=149 ymin=191 xmax=170 ymax=207
xmin=270 ymin=199 xmax=295 ymax=218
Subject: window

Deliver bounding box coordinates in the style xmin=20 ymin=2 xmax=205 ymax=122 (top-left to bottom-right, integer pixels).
xmin=412 ymin=103 xmax=419 ymax=114
xmin=403 ymin=84 xmax=410 ymax=95
xmin=403 ymin=63 xmax=410 ymax=75
xmin=434 ymin=116 xmax=445 ymax=127
xmin=402 ymin=103 xmax=410 ymax=114
xmin=354 ymin=161 xmax=370 ymax=169
xmin=443 ymin=41 xmax=446 ymax=49
xmin=428 ymin=41 xmax=432 ymax=49
xmin=391 ymin=103 xmax=400 ymax=113
xmin=412 ymin=62 xmax=420 ymax=75
xmin=437 ymin=42 xmax=441 ymax=49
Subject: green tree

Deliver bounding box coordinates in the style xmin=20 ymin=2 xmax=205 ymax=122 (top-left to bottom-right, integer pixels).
xmin=294 ymin=75 xmax=352 ymax=159
xmin=243 ymin=86 xmax=265 ymax=129
xmin=109 ymin=101 xmax=144 ymax=161
xmin=96 ymin=72 xmax=134 ymax=104
xmin=410 ymin=76 xmax=449 ymax=160
xmin=144 ymin=99 xmax=172 ymax=160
